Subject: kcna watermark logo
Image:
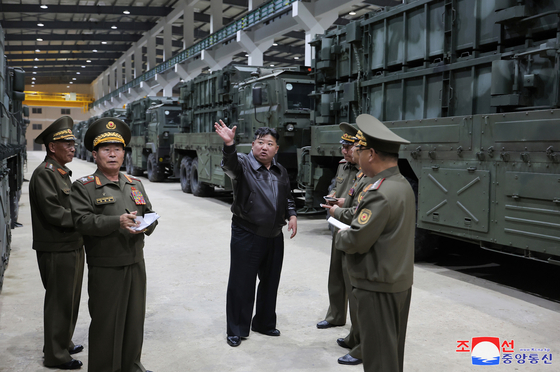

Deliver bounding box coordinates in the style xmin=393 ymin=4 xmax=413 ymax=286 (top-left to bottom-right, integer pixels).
xmin=456 ymin=337 xmax=553 ymax=365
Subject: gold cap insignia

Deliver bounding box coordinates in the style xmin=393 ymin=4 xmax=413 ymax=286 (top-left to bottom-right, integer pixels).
xmin=106 ymin=121 xmax=116 ymax=130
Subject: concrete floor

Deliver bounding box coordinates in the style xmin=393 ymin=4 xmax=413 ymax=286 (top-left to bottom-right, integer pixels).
xmin=1 ymin=151 xmax=559 ymax=372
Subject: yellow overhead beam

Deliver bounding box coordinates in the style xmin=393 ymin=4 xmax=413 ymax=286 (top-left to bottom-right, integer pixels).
xmin=23 ymin=91 xmax=94 ymax=113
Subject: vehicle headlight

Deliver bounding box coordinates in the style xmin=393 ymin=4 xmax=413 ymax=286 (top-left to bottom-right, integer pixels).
xmin=286 ymin=124 xmax=295 ymax=132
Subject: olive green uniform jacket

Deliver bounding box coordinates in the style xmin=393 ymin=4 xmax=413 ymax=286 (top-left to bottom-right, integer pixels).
xmin=331 ymin=161 xmax=359 ymax=198
xmin=70 ymin=170 xmax=157 ymax=266
xmin=29 ymin=157 xmax=83 ymax=251
xmin=335 ymin=166 xmax=415 ymax=293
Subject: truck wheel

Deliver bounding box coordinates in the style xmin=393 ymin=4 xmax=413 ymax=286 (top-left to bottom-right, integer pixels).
xmin=180 ymin=156 xmax=193 ymax=193
xmin=147 ymin=153 xmax=165 ymax=182
xmin=126 ymin=152 xmax=133 ymax=174
xmin=190 ymin=158 xmax=213 ymax=197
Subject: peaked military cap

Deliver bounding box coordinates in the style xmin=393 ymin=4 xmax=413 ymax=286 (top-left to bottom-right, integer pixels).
xmin=34 ymin=116 xmax=76 ymax=145
xmin=339 ymin=122 xmax=358 ymax=145
xmin=84 ymin=117 xmax=131 ymax=151
xmin=355 ymin=114 xmax=410 ymax=153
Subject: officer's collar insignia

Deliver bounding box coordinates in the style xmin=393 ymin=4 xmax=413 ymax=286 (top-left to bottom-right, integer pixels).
xmin=106 ymin=121 xmax=116 ymax=129
xmin=95 ymin=176 xmax=102 ymax=186
xmin=124 ymin=174 xmax=133 ymax=183
xmin=357 ymin=171 xmax=363 ymax=178
xmin=79 ymin=175 xmax=95 ymax=184
xmin=358 ymin=208 xmax=372 ymax=225
xmin=367 ymin=178 xmax=385 ymax=192
xmin=57 ymin=168 xmax=67 ymax=176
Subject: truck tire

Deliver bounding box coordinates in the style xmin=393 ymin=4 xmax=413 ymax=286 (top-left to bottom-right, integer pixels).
xmin=180 ymin=156 xmax=193 ymax=193
xmin=147 ymin=153 xmax=165 ymax=182
xmin=126 ymin=152 xmax=133 ymax=174
xmin=190 ymin=157 xmax=213 ymax=197
xmin=126 ymin=152 xmax=143 ymax=177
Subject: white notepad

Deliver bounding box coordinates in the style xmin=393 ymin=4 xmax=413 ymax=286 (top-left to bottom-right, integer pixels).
xmin=327 ymin=216 xmax=350 ymax=230
xmin=131 ymin=212 xmax=160 ymax=231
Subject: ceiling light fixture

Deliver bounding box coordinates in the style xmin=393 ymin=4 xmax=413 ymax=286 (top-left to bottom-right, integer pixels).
xmin=87 ymin=60 xmax=91 ymax=63
xmin=272 ymin=43 xmax=278 ymax=46
xmin=70 ymin=82 xmax=73 ymax=84
xmin=123 ymin=10 xmax=130 ymax=15
xmin=294 ymin=56 xmax=299 ymax=59
xmin=32 ymin=77 xmax=36 ymax=80
xmin=34 ymin=58 xmax=39 ymax=61
xmin=76 ymin=72 xmax=81 ymax=75
xmin=37 ymin=38 xmax=43 ymax=41
xmin=73 ymin=78 xmax=77 ymax=80
xmin=34 ymin=66 xmax=38 ymax=68
xmin=111 ymin=25 xmax=117 ymax=29
xmin=270 ymin=64 xmax=275 ymax=67
xmin=67 ymin=86 xmax=70 ymax=88
xmin=35 ymin=49 xmax=40 ymax=52
xmin=102 ymin=41 xmax=107 ymax=44
xmin=33 ymin=71 xmax=37 ymax=74
xmin=81 ymin=65 xmax=86 ymax=68
xmin=93 ymin=49 xmax=98 ymax=52
xmin=349 ymin=11 xmax=357 ymax=15
xmin=37 ymin=23 xmax=44 ymax=27
xmin=40 ymin=5 xmax=48 ymax=9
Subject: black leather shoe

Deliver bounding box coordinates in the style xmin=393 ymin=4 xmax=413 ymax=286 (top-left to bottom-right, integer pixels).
xmin=68 ymin=345 xmax=83 ymax=355
xmin=337 ymin=338 xmax=351 ymax=349
xmin=46 ymin=359 xmax=83 ymax=370
xmin=338 ymin=354 xmax=362 ymax=365
xmin=252 ymin=328 xmax=281 ymax=336
xmin=227 ymin=335 xmax=241 ymax=347
xmin=316 ymin=320 xmax=341 ymax=329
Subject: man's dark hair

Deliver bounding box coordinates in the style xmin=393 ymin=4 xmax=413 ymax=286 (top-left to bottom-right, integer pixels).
xmin=254 ymin=127 xmax=279 ymax=142
xmin=374 ymin=149 xmax=399 ymax=161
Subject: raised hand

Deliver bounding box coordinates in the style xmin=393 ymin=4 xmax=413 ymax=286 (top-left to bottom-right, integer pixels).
xmin=214 ymin=119 xmax=237 ymax=146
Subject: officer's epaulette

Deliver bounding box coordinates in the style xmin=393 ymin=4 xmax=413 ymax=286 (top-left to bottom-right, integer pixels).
xmin=356 ymin=171 xmax=364 ymax=178
xmin=45 ymin=163 xmax=55 ymax=171
xmin=78 ymin=175 xmax=95 ymax=185
xmin=123 ymin=174 xmax=141 ymax=183
xmin=365 ymin=178 xmax=386 ymax=192
xmin=339 ymin=159 xmax=348 ymax=164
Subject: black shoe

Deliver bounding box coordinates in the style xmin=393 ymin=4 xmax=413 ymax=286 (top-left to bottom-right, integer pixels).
xmin=46 ymin=359 xmax=83 ymax=370
xmin=227 ymin=335 xmax=241 ymax=347
xmin=316 ymin=320 xmax=340 ymax=329
xmin=252 ymin=328 xmax=281 ymax=336
xmin=68 ymin=345 xmax=83 ymax=355
xmin=338 ymin=354 xmax=362 ymax=365
xmin=337 ymin=338 xmax=351 ymax=349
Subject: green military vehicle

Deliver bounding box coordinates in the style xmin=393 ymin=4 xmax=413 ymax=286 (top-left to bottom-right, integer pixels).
xmin=1 ymin=23 xmax=28 ymax=291
xmin=124 ymin=96 xmax=182 ymax=181
xmin=78 ymin=116 xmax=97 ymax=162
xmin=305 ymin=0 xmax=560 ymax=262
xmin=73 ymin=120 xmax=86 ymax=159
xmin=170 ymin=64 xmax=315 ymax=196
xmin=101 ymin=107 xmax=127 ymax=120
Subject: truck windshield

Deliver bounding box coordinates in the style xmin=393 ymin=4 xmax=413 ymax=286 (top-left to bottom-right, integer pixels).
xmin=164 ymin=110 xmax=181 ymax=126
xmin=286 ymin=83 xmax=314 ymax=110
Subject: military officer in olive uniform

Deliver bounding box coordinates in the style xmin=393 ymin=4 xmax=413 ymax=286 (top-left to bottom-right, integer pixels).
xmin=334 ymin=114 xmax=415 ymax=372
xmin=317 ymin=123 xmax=360 ymax=331
xmin=70 ymin=118 xmax=158 ymax=372
xmin=29 ymin=116 xmax=85 ymax=370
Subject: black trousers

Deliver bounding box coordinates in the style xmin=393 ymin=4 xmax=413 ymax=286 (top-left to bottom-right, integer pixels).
xmin=226 ymin=223 xmax=284 ymax=337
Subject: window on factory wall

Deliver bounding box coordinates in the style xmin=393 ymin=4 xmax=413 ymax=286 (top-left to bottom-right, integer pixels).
xmin=61 ymin=108 xmax=71 ymax=115
xmin=32 ymin=124 xmax=43 ymax=130
xmin=32 ymin=108 xmax=42 ymax=114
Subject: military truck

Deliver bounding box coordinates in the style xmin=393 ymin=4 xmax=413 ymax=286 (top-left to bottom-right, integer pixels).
xmin=124 ymin=96 xmax=182 ymax=181
xmin=305 ymin=0 xmax=560 ymax=262
xmin=0 ymin=24 xmax=28 ymax=291
xmin=78 ymin=116 xmax=97 ymax=162
xmin=101 ymin=107 xmax=127 ymax=120
xmin=73 ymin=120 xmax=86 ymax=159
xmin=170 ymin=64 xmax=315 ymax=196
